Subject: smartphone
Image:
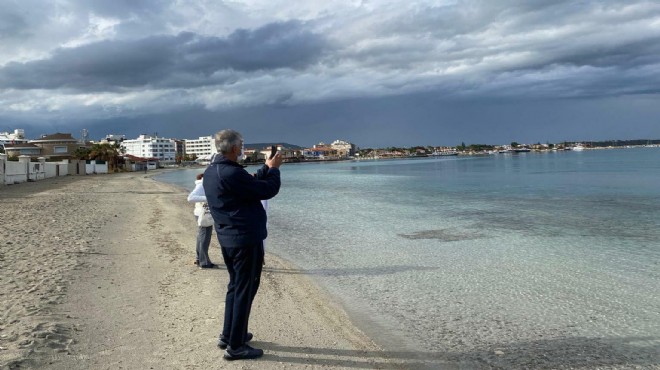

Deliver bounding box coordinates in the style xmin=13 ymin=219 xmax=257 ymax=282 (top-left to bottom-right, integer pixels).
xmin=269 ymin=145 xmax=277 ymax=159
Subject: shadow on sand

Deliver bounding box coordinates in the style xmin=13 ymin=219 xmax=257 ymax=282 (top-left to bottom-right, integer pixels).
xmin=254 ymin=336 xmax=659 ymax=369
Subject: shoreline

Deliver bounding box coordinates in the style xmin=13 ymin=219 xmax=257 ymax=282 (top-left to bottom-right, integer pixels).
xmin=151 ymin=169 xmax=438 ymax=368
xmin=161 ymin=145 xmax=660 ymax=173
xmin=0 ymin=173 xmax=409 ymax=369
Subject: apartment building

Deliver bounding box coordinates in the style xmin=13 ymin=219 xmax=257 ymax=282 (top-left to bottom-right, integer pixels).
xmin=184 ymin=136 xmax=215 ymax=159
xmin=330 ymin=140 xmax=356 ymax=157
xmin=174 ymin=139 xmax=185 ymax=161
xmin=121 ymin=135 xmax=176 ymax=162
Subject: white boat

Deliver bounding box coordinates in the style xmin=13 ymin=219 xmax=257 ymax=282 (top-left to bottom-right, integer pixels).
xmin=573 ymin=143 xmax=585 ymax=151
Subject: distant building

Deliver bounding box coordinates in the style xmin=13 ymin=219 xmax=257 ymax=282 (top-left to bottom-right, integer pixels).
xmin=303 ymin=143 xmax=338 ymax=159
xmin=173 ymin=139 xmax=185 ymax=161
xmin=309 ymin=147 xmax=336 ymax=159
xmin=244 ymin=147 xmax=265 ymax=162
xmin=2 ymin=143 xmax=42 ymax=157
xmin=121 ymin=134 xmax=176 ymax=162
xmin=330 ymin=140 xmax=356 ymax=157
xmin=30 ymin=133 xmax=88 ymax=159
xmin=122 ymin=154 xmax=159 ymax=172
xmin=184 ymin=136 xmax=215 ymax=159
xmin=258 ymin=145 xmax=302 ymax=161
xmin=100 ymin=134 xmax=126 ymax=144
xmin=0 ymin=129 xmax=29 ymax=146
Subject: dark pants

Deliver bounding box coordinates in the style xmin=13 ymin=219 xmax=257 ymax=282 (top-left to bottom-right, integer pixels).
xmin=220 ymin=242 xmax=264 ymax=348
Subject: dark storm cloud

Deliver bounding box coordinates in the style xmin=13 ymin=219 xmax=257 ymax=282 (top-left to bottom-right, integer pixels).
xmin=548 ymin=39 xmax=660 ymax=70
xmin=51 ymin=91 xmax=659 ymax=148
xmin=344 ymin=0 xmax=660 ymax=88
xmin=0 ymin=20 xmax=326 ymax=91
xmin=0 ymin=11 xmax=30 ymax=40
xmin=3 ymin=0 xmax=660 ymax=146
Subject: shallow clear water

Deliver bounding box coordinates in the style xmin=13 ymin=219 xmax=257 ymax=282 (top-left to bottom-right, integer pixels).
xmin=156 ymin=148 xmax=660 ymax=367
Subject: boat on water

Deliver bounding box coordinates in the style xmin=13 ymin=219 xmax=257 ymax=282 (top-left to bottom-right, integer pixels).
xmin=573 ymin=143 xmax=585 ymax=151
xmin=513 ymin=147 xmax=531 ymax=153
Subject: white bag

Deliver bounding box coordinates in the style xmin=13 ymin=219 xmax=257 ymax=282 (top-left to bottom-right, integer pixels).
xmin=197 ymin=204 xmax=214 ymax=227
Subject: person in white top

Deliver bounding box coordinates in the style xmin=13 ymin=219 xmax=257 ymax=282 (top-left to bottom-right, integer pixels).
xmin=187 ymin=173 xmax=218 ymax=269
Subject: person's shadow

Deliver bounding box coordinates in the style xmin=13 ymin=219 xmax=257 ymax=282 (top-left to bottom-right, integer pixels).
xmin=252 ymin=336 xmax=660 ymax=369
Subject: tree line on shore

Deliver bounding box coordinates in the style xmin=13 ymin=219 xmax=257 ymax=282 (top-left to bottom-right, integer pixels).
xmin=357 ymin=138 xmax=660 ymax=156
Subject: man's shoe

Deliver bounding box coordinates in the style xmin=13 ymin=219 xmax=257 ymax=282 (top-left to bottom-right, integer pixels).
xmin=223 ymin=344 xmax=263 ymax=361
xmin=218 ymin=332 xmax=252 ymax=349
xmin=199 ymin=263 xmax=219 ymax=269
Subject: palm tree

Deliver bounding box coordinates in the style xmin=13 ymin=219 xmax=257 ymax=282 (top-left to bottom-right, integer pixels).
xmin=89 ymin=143 xmax=121 ymax=172
xmin=72 ymin=147 xmax=91 ymax=160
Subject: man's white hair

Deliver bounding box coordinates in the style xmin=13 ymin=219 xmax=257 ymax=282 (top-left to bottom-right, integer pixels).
xmin=214 ymin=129 xmax=243 ymax=154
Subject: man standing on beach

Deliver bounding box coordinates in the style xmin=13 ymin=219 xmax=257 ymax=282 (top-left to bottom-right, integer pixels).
xmin=203 ymin=129 xmax=282 ymax=360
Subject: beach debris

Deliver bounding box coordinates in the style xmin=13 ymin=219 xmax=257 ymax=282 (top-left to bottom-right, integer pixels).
xmin=494 ymin=350 xmax=505 ymax=356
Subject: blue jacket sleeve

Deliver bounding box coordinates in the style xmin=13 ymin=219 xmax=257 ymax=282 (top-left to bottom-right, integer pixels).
xmin=255 ymin=165 xmax=269 ymax=179
xmin=225 ymin=167 xmax=280 ymax=200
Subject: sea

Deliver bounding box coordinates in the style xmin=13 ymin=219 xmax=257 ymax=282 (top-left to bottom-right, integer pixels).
xmin=155 ymin=148 xmax=660 ymax=368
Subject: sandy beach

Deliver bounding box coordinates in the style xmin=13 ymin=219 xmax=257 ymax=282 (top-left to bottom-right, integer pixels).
xmin=0 ymin=173 xmax=412 ymax=370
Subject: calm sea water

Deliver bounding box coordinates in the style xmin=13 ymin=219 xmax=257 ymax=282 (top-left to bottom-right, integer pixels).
xmin=156 ymin=148 xmax=660 ymax=368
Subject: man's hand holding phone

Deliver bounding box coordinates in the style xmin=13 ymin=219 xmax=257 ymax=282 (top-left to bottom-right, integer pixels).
xmin=265 ymin=146 xmax=282 ymax=168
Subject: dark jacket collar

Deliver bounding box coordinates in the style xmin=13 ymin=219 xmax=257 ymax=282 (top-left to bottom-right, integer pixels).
xmin=211 ymin=154 xmax=246 ymax=168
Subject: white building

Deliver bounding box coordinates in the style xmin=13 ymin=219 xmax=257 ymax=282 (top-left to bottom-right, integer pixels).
xmin=330 ymin=139 xmax=356 ymax=157
xmin=184 ymin=136 xmax=215 ymax=159
xmin=0 ymin=129 xmax=29 ymax=146
xmin=101 ymin=134 xmax=126 ymax=144
xmin=121 ymin=134 xmax=176 ymax=162
xmin=258 ymin=145 xmax=302 ymax=161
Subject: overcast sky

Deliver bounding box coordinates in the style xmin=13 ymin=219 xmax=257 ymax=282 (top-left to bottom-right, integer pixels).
xmin=1 ymin=0 xmax=659 ymax=147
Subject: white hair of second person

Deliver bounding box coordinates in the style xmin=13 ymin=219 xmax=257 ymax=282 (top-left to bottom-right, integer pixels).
xmin=215 ymin=129 xmax=243 ymax=154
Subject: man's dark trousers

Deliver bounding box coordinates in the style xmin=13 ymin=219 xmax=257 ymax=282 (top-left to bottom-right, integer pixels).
xmin=220 ymin=242 xmax=264 ymax=349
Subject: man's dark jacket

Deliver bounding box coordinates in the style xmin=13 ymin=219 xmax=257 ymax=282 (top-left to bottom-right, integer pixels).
xmin=203 ymin=155 xmax=280 ymax=248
